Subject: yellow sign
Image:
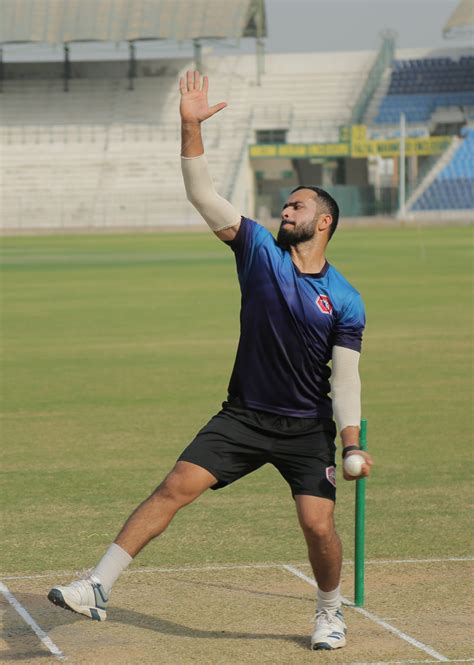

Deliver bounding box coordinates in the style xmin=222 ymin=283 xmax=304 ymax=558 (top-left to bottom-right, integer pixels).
xmin=352 ymin=136 xmax=452 ymax=158
xmin=249 ymin=143 xmax=350 ymax=159
xmin=351 ymin=125 xmax=367 ymax=142
xmin=352 ymin=139 xmax=398 ymax=157
xmin=249 ymin=134 xmax=452 ymax=159
xmin=250 ymin=145 xmax=279 ymax=157
xmin=278 ymin=144 xmax=308 ymax=157
xmin=308 ymin=143 xmax=350 ymax=156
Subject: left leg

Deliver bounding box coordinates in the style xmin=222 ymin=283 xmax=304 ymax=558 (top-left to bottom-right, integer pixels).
xmin=269 ymin=418 xmax=345 ymax=649
xmin=295 ymin=495 xmax=341 ymax=591
xmin=295 ymin=495 xmax=346 ymax=651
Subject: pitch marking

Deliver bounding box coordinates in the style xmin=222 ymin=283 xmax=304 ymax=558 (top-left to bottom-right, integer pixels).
xmin=283 ymin=565 xmax=450 ymax=662
xmin=347 ymin=660 xmax=474 ymax=664
xmin=1 ymin=556 xmax=472 ymax=581
xmin=0 ymin=581 xmax=66 ymax=661
xmin=1 ymin=561 xmax=470 ymax=663
xmin=346 ymin=557 xmax=474 ymax=566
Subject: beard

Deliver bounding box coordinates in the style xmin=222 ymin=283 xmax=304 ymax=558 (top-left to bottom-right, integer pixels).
xmin=277 ymin=220 xmax=316 ymax=249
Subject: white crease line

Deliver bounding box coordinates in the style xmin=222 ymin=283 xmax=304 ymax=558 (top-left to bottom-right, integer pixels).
xmin=1 ymin=563 xmax=286 ymax=581
xmin=347 ymin=660 xmax=474 ymax=664
xmin=1 ymin=556 xmax=472 ymax=581
xmin=282 ymin=565 xmax=450 ymax=663
xmin=127 ymin=563 xmax=283 ymax=575
xmin=1 ymin=570 xmax=75 ymax=581
xmin=0 ymin=581 xmax=66 ymax=662
xmin=348 ymin=557 xmax=474 ymax=566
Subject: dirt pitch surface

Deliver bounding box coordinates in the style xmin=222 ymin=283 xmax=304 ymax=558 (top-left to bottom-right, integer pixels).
xmin=1 ymin=559 xmax=473 ymax=664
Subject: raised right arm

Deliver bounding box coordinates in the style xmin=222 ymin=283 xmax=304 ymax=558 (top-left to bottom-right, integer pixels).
xmin=179 ymin=71 xmax=241 ymax=242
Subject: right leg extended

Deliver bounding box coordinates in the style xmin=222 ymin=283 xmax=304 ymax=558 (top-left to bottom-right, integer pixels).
xmin=48 ymin=461 xmax=216 ymax=620
xmin=114 ymin=460 xmax=217 ymax=557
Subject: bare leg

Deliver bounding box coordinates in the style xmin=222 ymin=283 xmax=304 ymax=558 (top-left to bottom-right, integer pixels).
xmin=295 ymin=495 xmax=342 ymax=591
xmin=114 ymin=461 xmax=217 ymax=558
xmin=46 ymin=461 xmax=217 ymax=618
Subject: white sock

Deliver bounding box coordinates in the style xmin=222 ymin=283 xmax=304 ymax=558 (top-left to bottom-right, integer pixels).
xmin=317 ymin=585 xmax=341 ymax=611
xmin=91 ymin=543 xmax=133 ymax=594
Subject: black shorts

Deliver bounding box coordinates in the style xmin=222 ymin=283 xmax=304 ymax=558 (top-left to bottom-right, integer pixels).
xmin=178 ymin=398 xmax=337 ymax=500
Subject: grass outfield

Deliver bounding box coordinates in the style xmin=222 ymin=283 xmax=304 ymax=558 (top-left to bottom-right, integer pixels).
xmin=0 ymin=226 xmax=472 ymax=575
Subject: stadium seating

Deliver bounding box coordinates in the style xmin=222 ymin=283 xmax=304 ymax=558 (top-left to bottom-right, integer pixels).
xmin=1 ymin=57 xmax=251 ymax=226
xmin=411 ymin=127 xmax=474 ymax=211
xmin=1 ymin=50 xmax=376 ymax=228
xmin=2 ymin=47 xmax=471 ymax=227
xmin=251 ymin=51 xmax=376 ymax=143
xmin=374 ymin=56 xmax=474 ymax=124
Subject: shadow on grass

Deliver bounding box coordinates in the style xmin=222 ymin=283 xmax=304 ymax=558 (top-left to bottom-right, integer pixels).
xmin=165 ymin=574 xmax=313 ymax=603
xmin=2 ymin=592 xmax=310 ymax=661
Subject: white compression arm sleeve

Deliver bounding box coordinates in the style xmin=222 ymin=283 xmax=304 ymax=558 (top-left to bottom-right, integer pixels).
xmin=181 ymin=154 xmax=241 ymax=232
xmin=331 ymin=345 xmax=362 ymax=433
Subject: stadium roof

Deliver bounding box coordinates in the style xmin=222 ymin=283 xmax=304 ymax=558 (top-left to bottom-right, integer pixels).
xmin=0 ymin=0 xmax=266 ymax=45
xmin=443 ymin=0 xmax=474 ymax=38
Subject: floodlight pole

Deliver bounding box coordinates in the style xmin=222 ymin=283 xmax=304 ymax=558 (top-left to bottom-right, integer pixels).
xmin=398 ymin=112 xmax=406 ymax=218
xmin=63 ymin=44 xmax=70 ymax=92
xmin=128 ymin=41 xmax=136 ymax=91
xmin=193 ymin=39 xmax=203 ymax=73
xmin=255 ymin=0 xmax=265 ymax=86
xmin=256 ymin=38 xmax=265 ymax=86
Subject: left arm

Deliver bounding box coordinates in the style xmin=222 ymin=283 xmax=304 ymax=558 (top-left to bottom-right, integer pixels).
xmin=331 ymin=345 xmax=373 ymax=479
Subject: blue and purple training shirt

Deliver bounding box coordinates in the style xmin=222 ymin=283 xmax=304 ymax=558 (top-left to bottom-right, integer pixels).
xmin=225 ymin=217 xmax=366 ymax=419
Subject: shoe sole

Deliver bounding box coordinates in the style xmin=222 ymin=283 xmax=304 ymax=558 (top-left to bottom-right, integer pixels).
xmin=312 ymin=636 xmax=346 ymax=650
xmin=312 ymin=642 xmax=343 ymax=650
xmin=47 ymin=588 xmax=107 ymax=622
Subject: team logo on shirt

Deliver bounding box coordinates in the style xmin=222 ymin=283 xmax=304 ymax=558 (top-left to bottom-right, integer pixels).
xmin=326 ymin=466 xmax=336 ymax=487
xmin=316 ymin=294 xmax=333 ymax=315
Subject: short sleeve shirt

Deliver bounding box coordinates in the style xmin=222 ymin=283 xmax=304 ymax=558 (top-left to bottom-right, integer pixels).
xmin=225 ymin=217 xmax=366 ymax=418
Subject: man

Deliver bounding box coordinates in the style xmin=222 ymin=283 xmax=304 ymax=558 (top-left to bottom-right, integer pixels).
xmin=48 ymin=71 xmax=372 ymax=651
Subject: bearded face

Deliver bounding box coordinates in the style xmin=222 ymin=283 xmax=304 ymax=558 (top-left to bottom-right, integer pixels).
xmin=276 ymin=217 xmax=318 ymax=249
xmin=277 ymin=187 xmax=338 ymax=249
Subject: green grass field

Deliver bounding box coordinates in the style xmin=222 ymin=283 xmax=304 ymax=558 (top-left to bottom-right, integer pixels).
xmin=1 ymin=226 xmax=472 ymax=576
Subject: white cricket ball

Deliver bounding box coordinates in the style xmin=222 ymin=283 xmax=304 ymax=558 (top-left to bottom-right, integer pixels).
xmin=343 ymin=453 xmax=365 ymax=476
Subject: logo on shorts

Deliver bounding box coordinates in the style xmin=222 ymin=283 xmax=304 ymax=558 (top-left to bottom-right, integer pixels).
xmin=326 ymin=466 xmax=336 ymax=487
xmin=316 ymin=294 xmax=333 ymax=315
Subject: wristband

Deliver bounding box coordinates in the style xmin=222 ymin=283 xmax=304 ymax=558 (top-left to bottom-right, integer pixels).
xmin=342 ymin=445 xmax=360 ymax=459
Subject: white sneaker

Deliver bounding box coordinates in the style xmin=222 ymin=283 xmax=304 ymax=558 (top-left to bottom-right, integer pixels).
xmin=311 ymin=607 xmax=347 ymax=650
xmin=48 ymin=577 xmax=108 ymax=621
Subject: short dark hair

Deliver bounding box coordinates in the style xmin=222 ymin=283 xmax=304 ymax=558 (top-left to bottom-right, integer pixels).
xmin=290 ymin=185 xmax=340 ymax=239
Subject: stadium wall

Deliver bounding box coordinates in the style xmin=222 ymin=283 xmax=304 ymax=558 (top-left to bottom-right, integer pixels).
xmin=2 ymin=47 xmax=472 ymax=230
xmin=1 ymin=50 xmax=378 ymax=230
xmin=3 ymin=58 xmax=189 ymax=80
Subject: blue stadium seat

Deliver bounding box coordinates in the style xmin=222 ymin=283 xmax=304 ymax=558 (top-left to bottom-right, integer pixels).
xmin=375 ymin=55 xmax=474 ymax=124
xmin=412 ymin=129 xmax=474 ymax=211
